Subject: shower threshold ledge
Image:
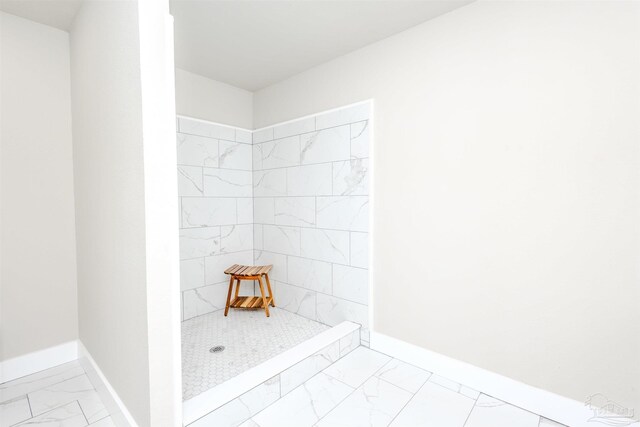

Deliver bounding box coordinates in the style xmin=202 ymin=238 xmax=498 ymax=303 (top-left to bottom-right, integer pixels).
xmin=182 ymin=310 xmax=361 ymax=426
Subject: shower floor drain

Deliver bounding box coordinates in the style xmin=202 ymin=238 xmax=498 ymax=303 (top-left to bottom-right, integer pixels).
xmin=209 ymin=345 xmax=225 ymax=353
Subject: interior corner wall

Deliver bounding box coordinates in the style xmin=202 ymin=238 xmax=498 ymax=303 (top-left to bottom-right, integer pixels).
xmin=0 ymin=12 xmax=78 ymax=362
xmin=253 ymin=0 xmax=640 ymax=413
xmin=70 ymin=1 xmax=180 ymax=425
xmin=175 ymin=68 xmax=253 ymax=129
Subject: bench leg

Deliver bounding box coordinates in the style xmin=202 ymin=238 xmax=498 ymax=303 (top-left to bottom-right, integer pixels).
xmin=264 ymin=273 xmax=275 ymax=307
xmin=257 ymin=276 xmax=270 ymax=317
xmin=224 ymin=275 xmax=235 ymax=316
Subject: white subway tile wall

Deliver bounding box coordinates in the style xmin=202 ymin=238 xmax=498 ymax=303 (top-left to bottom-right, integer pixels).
xmin=177 ymin=103 xmax=371 ymax=336
xmin=178 ymin=117 xmax=255 ymax=320
xmin=253 ymin=104 xmax=370 ymax=336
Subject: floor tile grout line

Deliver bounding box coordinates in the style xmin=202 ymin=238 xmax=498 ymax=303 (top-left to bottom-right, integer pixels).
xmin=76 ymin=399 xmax=90 ymax=425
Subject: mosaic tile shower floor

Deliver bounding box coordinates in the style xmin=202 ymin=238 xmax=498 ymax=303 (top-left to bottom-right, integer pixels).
xmin=182 ymin=307 xmax=329 ymax=400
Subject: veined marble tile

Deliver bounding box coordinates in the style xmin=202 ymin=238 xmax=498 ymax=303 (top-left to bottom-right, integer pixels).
xmin=28 ymin=374 xmax=107 ymax=421
xmin=333 ymin=159 xmax=368 ymax=196
xmin=0 ymin=361 xmax=83 ymax=403
xmin=254 ymin=169 xmax=287 ymax=197
xmin=539 ymin=417 xmax=568 ymax=427
xmin=315 ymin=103 xmax=369 ymax=131
xmin=428 ymin=374 xmax=480 ymax=400
xmin=253 ymin=373 xmax=352 ymax=427
xmin=189 ymin=376 xmax=280 ymax=427
xmin=332 ymin=264 xmax=368 ymax=305
xmin=203 ymin=168 xmax=252 ymax=197
xmin=178 ymin=117 xmax=235 ymax=141
xmin=254 ymin=251 xmax=287 ymax=282
xmin=235 ymin=129 xmax=252 ymax=144
xmin=316 ymin=293 xmax=368 ymax=329
xmin=349 ymin=232 xmax=369 ymax=269
xmin=183 ymin=283 xmax=227 ymax=320
xmin=220 ymin=224 xmax=253 ymax=253
xmin=205 ymin=250 xmax=254 ymax=284
xmin=286 ymin=164 xmax=332 ymax=196
xmin=317 ymin=376 xmax=411 ymax=427
xmin=177 ymin=133 xmax=218 ymax=167
xmin=390 ymin=381 xmax=475 ymax=427
xmin=274 ymin=197 xmax=315 ymax=227
xmin=178 ymin=166 xmax=204 ymax=196
xmin=181 ymin=197 xmax=237 ymax=228
xmin=280 ymin=342 xmax=340 ymax=396
xmin=180 ymin=258 xmax=205 ymax=291
xmin=253 ymin=127 xmax=274 ymax=144
xmin=300 ymin=228 xmax=349 ymax=265
xmin=0 ymin=396 xmax=31 ymax=427
xmin=179 ymin=226 xmax=220 ymax=259
xmin=300 ymin=125 xmax=350 ymax=165
xmin=375 ymin=359 xmax=431 ymax=394
xmin=339 ymin=329 xmax=361 ymax=357
xmin=287 ymin=256 xmax=331 ymax=294
xmin=275 ymin=282 xmax=316 ymax=319
xmin=254 ymin=197 xmax=275 ymax=224
xmin=238 ymin=420 xmax=260 ymax=427
xmin=254 ymin=224 xmax=264 ymax=250
xmin=465 ymin=394 xmax=540 ymax=427
xmin=316 ymin=196 xmax=368 ymax=232
xmin=218 ymin=140 xmax=252 ymax=171
xmin=15 ymin=401 xmax=87 ymax=427
xmin=237 ymin=198 xmax=254 ymax=224
xmin=88 ymin=417 xmax=115 ymax=426
xmin=273 ymin=116 xmax=315 ymax=139
xmin=263 ymin=225 xmax=301 ymax=256
xmin=256 ymin=136 xmax=300 ymax=170
xmin=323 ymin=347 xmax=390 ymax=388
xmin=350 ymin=121 xmax=369 ymax=159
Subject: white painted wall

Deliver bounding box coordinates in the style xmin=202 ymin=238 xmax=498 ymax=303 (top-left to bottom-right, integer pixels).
xmin=175 ymin=68 xmax=253 ymax=129
xmin=0 ymin=12 xmax=78 ymax=361
xmin=253 ymin=0 xmax=640 ymax=412
xmin=70 ymin=1 xmax=180 ymax=425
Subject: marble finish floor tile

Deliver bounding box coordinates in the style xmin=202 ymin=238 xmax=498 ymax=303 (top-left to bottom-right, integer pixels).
xmin=316 ymin=376 xmax=412 ymax=427
xmin=182 ymin=308 xmax=329 ymax=400
xmin=15 ymin=401 xmax=87 ymax=427
xmin=390 ymin=381 xmax=475 ymax=427
xmin=464 ymin=394 xmax=540 ymax=427
xmin=322 ymin=347 xmax=390 ymax=388
xmin=374 ymin=359 xmax=431 ymax=394
xmin=0 ymin=361 xmax=84 ymax=403
xmin=88 ymin=417 xmax=116 ymax=427
xmin=2 ymin=362 xmax=112 ymax=427
xmin=28 ymin=374 xmax=107 ymax=422
xmin=0 ymin=396 xmax=32 ymax=427
xmin=253 ymin=373 xmax=353 ymax=427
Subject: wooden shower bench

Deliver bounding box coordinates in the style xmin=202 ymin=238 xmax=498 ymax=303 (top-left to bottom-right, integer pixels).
xmin=223 ymin=264 xmax=275 ymax=317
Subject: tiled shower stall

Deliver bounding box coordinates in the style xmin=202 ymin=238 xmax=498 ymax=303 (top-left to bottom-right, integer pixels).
xmin=177 ymin=102 xmax=371 ymax=343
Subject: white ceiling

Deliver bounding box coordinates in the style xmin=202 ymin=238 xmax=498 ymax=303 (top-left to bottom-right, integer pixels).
xmin=0 ymin=0 xmax=82 ymax=30
xmin=171 ymin=0 xmax=474 ymax=91
xmin=0 ymin=0 xmax=474 ymax=92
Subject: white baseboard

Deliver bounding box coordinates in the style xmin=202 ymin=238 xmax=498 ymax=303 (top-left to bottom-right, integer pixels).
xmin=78 ymin=341 xmax=138 ymax=427
xmin=370 ymin=331 xmax=638 ymax=427
xmin=0 ymin=341 xmax=77 ymax=384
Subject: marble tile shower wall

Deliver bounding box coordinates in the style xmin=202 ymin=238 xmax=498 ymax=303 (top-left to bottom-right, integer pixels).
xmin=252 ymin=103 xmax=371 ymax=344
xmin=177 ymin=117 xmax=254 ymax=320
xmin=176 ymin=103 xmax=370 ymax=344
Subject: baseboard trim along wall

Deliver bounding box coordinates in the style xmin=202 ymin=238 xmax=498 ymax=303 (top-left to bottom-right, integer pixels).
xmin=0 ymin=341 xmax=78 ymax=384
xmin=78 ymin=341 xmax=138 ymax=427
xmin=370 ymin=331 xmax=631 ymax=427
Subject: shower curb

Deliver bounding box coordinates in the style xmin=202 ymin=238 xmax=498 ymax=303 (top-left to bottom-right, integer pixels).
xmin=183 ymin=321 xmax=361 ymax=426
